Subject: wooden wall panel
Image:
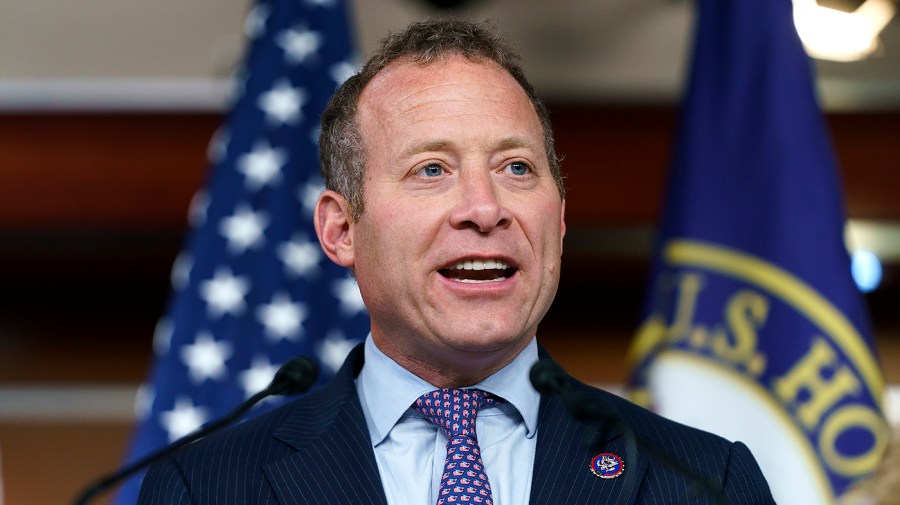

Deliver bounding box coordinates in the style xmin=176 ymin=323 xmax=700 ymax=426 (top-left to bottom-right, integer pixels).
xmin=1 ymin=107 xmax=898 ymax=229
xmin=830 ymin=113 xmax=900 ymax=219
xmin=0 ymin=113 xmax=218 ymax=228
xmin=550 ymin=105 xmax=676 ymax=226
xmin=548 ymin=105 xmax=900 ymax=225
xmin=0 ymin=421 xmax=132 ymax=505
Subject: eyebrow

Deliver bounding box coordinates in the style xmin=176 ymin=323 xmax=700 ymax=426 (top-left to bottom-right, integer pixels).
xmin=496 ymin=136 xmax=538 ymax=151
xmin=401 ymin=136 xmax=539 ymax=158
xmin=401 ymin=140 xmax=454 ymax=158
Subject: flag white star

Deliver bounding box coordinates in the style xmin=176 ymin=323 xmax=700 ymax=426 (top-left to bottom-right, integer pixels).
xmin=334 ymin=276 xmax=367 ymax=315
xmin=244 ymin=3 xmax=270 ymax=39
xmin=153 ymin=317 xmax=173 ymax=356
xmin=207 ymin=126 xmax=230 ymax=165
xmin=134 ymin=383 xmax=154 ymax=420
xmin=277 ymin=234 xmax=322 ymax=277
xmin=330 ymin=61 xmax=358 ymax=86
xmin=276 ymin=26 xmax=322 ymax=64
xmin=199 ymin=268 xmax=251 ymax=318
xmin=308 ymin=124 xmax=322 ymax=146
xmin=258 ymin=79 xmax=307 ymax=125
xmin=299 ymin=179 xmax=324 ymax=216
xmin=237 ymin=143 xmax=287 ymax=191
xmin=317 ymin=330 xmax=357 ymax=373
xmin=170 ymin=252 xmax=193 ymax=291
xmin=238 ymin=355 xmax=281 ymax=398
xmin=306 ymin=0 xmax=337 ymax=7
xmin=219 ymin=205 xmax=269 ymax=253
xmin=160 ymin=397 xmax=210 ymax=442
xmin=188 ymin=189 xmax=210 ymax=227
xmin=180 ymin=331 xmax=234 ymax=383
xmin=230 ymin=72 xmax=247 ymax=105
xmin=257 ymin=292 xmax=308 ymax=342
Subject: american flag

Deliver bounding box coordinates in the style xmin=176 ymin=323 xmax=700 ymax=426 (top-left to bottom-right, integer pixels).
xmin=113 ymin=0 xmax=368 ymax=502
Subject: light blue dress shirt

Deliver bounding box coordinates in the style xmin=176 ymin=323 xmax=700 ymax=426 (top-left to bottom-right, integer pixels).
xmin=356 ymin=335 xmax=541 ymax=505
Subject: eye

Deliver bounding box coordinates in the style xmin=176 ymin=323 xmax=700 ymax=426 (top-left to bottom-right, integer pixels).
xmin=506 ymin=161 xmax=530 ymax=176
xmin=420 ymin=163 xmax=444 ymax=177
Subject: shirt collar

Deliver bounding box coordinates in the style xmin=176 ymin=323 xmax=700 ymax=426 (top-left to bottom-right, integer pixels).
xmin=475 ymin=338 xmax=540 ymax=438
xmin=356 ymin=335 xmax=541 ymax=446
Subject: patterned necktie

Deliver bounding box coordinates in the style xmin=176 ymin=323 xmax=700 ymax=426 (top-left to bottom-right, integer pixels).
xmin=414 ymin=388 xmax=500 ymax=505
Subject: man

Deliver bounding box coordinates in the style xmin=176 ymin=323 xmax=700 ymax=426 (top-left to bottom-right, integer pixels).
xmin=139 ymin=18 xmax=775 ymax=504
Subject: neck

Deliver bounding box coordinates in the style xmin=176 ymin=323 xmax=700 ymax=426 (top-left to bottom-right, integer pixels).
xmin=371 ymin=334 xmax=530 ymax=388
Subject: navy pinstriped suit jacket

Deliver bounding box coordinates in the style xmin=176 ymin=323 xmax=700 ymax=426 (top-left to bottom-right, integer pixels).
xmin=138 ymin=344 xmax=776 ymax=504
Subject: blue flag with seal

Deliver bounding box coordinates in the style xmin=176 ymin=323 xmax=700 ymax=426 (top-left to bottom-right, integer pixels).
xmin=627 ymin=0 xmax=888 ymax=503
xmin=112 ymin=0 xmax=369 ymax=503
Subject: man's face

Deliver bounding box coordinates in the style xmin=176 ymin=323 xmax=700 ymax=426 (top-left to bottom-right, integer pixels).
xmin=324 ymin=55 xmax=565 ymax=383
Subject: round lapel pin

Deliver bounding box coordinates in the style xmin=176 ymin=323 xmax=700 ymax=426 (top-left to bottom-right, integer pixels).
xmin=590 ymin=452 xmax=624 ymax=479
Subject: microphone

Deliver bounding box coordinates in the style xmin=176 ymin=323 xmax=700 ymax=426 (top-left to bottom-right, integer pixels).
xmin=266 ymin=355 xmax=319 ymax=395
xmin=72 ymin=356 xmax=320 ymax=505
xmin=529 ymin=358 xmax=727 ymax=505
xmin=529 ymin=358 xmax=570 ymax=396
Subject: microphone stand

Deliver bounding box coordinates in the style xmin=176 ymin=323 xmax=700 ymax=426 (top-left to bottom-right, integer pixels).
xmin=72 ymin=356 xmax=319 ymax=505
xmin=529 ymin=359 xmax=729 ymax=505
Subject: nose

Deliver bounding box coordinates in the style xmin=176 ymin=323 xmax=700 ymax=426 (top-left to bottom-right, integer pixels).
xmin=449 ymin=170 xmax=511 ymax=233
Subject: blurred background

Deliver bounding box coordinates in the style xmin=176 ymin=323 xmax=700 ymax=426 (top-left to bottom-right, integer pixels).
xmin=0 ymin=0 xmax=898 ymax=503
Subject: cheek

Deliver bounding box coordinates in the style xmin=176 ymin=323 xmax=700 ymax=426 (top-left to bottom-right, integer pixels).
xmin=539 ymin=201 xmax=565 ymax=251
xmin=377 ymin=194 xmax=448 ymax=242
xmin=356 ymin=203 xmax=419 ymax=268
xmin=537 ymin=216 xmax=565 ymax=278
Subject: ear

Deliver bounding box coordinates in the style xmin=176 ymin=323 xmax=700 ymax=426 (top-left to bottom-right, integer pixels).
xmin=314 ymin=190 xmax=355 ymax=268
xmin=559 ymin=199 xmax=567 ymax=253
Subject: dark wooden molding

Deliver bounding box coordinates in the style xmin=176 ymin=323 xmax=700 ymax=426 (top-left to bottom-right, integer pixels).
xmin=2 ymin=106 xmax=899 ymax=231
xmin=0 ymin=113 xmax=219 ymax=229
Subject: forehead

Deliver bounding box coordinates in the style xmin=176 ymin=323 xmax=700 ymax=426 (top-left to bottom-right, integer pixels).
xmin=356 ymin=54 xmax=539 ymax=132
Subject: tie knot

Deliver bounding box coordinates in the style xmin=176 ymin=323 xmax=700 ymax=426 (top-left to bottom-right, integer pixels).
xmin=414 ymin=388 xmax=498 ymax=439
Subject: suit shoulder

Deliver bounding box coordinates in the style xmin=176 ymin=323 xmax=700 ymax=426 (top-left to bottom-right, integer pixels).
xmin=161 ymin=374 xmax=356 ymax=470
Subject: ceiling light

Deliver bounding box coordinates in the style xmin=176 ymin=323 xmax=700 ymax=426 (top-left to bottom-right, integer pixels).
xmin=793 ymin=0 xmax=896 ymax=61
xmin=850 ymin=249 xmax=883 ymax=292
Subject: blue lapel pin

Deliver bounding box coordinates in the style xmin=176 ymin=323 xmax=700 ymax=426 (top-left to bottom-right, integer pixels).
xmin=590 ymin=452 xmax=624 ymax=479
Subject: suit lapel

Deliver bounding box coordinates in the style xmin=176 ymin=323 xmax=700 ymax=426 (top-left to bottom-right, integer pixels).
xmin=264 ymin=345 xmax=388 ymax=505
xmin=529 ymin=379 xmax=648 ymax=505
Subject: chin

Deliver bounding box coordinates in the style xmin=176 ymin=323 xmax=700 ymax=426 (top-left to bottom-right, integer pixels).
xmin=448 ymin=331 xmax=528 ymax=355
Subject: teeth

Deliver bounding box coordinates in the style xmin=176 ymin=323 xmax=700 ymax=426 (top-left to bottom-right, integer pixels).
xmin=452 ymin=259 xmax=508 ymax=270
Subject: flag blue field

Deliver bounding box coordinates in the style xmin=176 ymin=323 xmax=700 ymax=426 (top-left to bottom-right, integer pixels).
xmin=627 ymin=0 xmax=888 ymax=503
xmin=112 ymin=0 xmax=368 ymax=502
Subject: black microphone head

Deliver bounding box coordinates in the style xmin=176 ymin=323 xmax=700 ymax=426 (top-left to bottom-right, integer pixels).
xmin=529 ymin=358 xmax=570 ymax=396
xmin=269 ymin=356 xmax=319 ymax=395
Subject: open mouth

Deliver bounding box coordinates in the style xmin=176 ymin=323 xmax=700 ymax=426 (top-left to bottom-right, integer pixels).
xmin=439 ymin=259 xmax=516 ymax=283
